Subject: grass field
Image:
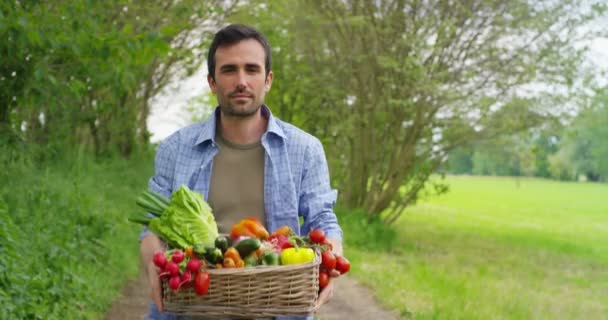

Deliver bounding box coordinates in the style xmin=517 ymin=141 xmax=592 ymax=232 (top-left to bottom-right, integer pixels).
xmin=344 ymin=176 xmax=608 ymax=319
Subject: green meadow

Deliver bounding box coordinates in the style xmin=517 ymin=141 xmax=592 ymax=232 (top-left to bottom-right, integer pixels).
xmin=342 ymin=176 xmax=608 ymax=319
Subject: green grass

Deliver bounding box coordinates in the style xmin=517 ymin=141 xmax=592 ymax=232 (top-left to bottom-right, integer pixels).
xmin=342 ymin=176 xmax=608 ymax=319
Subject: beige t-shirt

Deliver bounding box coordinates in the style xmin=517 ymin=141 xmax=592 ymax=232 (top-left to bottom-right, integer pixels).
xmin=207 ymin=133 xmax=266 ymax=234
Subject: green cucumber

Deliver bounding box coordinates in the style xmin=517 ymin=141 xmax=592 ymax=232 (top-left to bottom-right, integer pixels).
xmin=203 ymin=247 xmax=223 ymax=264
xmin=234 ymin=238 xmax=261 ymax=258
xmin=262 ymin=252 xmax=280 ymax=266
xmin=214 ymin=235 xmax=232 ymax=254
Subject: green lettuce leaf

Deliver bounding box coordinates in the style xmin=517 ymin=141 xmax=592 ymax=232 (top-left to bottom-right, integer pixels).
xmin=147 ymin=185 xmax=218 ymax=249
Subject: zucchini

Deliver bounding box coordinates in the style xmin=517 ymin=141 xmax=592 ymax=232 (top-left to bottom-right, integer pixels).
xmin=234 ymin=238 xmax=261 ymax=258
xmin=214 ymin=235 xmax=232 ymax=254
xmin=203 ymin=247 xmax=223 ymax=264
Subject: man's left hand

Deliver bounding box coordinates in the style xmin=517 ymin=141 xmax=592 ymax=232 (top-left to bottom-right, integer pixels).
xmin=315 ymin=238 xmax=343 ymax=309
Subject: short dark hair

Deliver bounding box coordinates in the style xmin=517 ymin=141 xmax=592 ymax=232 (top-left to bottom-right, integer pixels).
xmin=207 ymin=24 xmax=272 ymax=80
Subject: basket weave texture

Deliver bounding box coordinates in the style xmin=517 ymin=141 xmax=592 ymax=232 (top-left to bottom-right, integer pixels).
xmin=162 ymin=253 xmax=320 ymax=318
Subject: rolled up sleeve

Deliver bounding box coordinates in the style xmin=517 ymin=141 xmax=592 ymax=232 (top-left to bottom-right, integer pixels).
xmin=298 ymin=139 xmax=342 ymax=241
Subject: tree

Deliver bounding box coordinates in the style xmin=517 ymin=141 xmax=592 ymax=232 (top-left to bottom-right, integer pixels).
xmin=245 ymin=0 xmax=604 ymax=223
xmin=557 ymin=90 xmax=608 ymax=181
xmin=1 ymin=1 xmax=236 ymax=157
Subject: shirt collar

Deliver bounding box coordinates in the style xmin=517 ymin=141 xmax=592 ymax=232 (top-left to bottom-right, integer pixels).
xmin=194 ymin=105 xmax=286 ymax=146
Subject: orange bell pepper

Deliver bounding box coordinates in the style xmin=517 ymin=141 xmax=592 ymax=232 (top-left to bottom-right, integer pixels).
xmin=271 ymin=225 xmax=292 ymax=237
xmin=230 ymin=218 xmax=270 ymax=240
xmin=223 ymin=247 xmax=244 ymax=268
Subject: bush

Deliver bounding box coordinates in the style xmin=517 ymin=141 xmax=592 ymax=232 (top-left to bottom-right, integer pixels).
xmin=0 ymin=146 xmax=152 ymax=319
xmin=336 ymin=207 xmax=398 ymax=252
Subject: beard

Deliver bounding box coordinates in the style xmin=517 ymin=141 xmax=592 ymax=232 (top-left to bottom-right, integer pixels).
xmin=218 ymin=90 xmax=264 ymax=118
xmin=219 ymin=101 xmax=262 ymax=118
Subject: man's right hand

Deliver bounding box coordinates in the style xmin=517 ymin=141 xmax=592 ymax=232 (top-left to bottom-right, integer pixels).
xmin=147 ymin=260 xmax=164 ymax=312
xmin=141 ymin=234 xmax=166 ymax=313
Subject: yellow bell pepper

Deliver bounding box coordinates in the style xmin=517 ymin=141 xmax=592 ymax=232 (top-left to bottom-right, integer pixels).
xmin=279 ymin=247 xmax=315 ymax=265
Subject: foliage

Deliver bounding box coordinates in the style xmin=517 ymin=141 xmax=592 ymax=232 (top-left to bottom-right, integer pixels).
xmin=0 ymin=0 xmax=235 ymax=158
xmin=0 ymin=146 xmax=153 ymax=319
xmin=345 ymin=176 xmax=608 ymax=319
xmin=553 ymin=91 xmax=608 ymax=181
xmin=446 ymin=88 xmax=608 ymax=182
xmin=233 ymin=0 xmax=605 ymax=223
xmin=335 ymin=207 xmax=397 ymax=253
xmin=449 ymin=126 xmax=561 ymax=177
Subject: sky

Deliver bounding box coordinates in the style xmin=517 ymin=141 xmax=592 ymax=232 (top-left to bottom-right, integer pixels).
xmin=147 ymin=68 xmax=210 ymax=142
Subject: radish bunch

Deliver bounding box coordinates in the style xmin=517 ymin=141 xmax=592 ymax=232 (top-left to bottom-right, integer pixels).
xmin=153 ymin=249 xmax=210 ymax=295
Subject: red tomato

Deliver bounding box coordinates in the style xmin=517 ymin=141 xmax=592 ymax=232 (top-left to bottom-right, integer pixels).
xmin=318 ymin=270 xmax=330 ymax=289
xmin=321 ymin=250 xmax=336 ymax=270
xmin=335 ymin=256 xmax=351 ymax=274
xmin=320 ymin=238 xmax=334 ymax=251
xmin=194 ymin=271 xmax=210 ymax=296
xmin=309 ymin=229 xmax=326 ymax=244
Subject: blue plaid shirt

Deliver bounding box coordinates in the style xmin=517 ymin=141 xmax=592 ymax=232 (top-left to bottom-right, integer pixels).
xmin=142 ymin=106 xmax=342 ymax=320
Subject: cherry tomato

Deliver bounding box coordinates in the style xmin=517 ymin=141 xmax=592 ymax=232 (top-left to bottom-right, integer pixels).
xmin=335 ymin=256 xmax=351 ymax=274
xmin=194 ymin=271 xmax=210 ymax=295
xmin=320 ymin=238 xmax=334 ymax=251
xmin=321 ymin=250 xmax=336 ymax=270
xmin=318 ymin=270 xmax=330 ymax=289
xmin=309 ymin=229 xmax=326 ymax=244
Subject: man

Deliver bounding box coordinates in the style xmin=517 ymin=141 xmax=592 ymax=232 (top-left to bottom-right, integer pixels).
xmin=140 ymin=24 xmax=343 ymax=320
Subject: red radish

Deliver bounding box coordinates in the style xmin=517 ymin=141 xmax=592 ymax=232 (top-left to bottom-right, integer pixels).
xmin=172 ymin=250 xmax=185 ymax=263
xmin=158 ymin=266 xmax=171 ymax=280
xmin=168 ymin=275 xmax=181 ymax=291
xmin=165 ymin=262 xmax=180 ymax=276
xmin=194 ymin=271 xmax=210 ymax=295
xmin=153 ymin=252 xmax=167 ymax=268
xmin=180 ymin=271 xmax=193 ymax=288
xmin=186 ymin=258 xmax=201 ymax=274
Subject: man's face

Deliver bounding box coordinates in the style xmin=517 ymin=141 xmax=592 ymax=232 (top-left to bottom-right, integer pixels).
xmin=208 ymin=39 xmax=273 ymax=118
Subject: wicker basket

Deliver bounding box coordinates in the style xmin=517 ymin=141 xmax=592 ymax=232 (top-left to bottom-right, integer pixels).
xmin=162 ymin=252 xmax=321 ymax=318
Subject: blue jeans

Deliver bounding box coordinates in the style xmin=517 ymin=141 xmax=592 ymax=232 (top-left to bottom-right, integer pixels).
xmin=145 ymin=302 xmax=178 ymax=320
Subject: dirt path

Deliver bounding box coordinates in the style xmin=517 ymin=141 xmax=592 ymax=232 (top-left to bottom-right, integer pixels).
xmin=105 ymin=269 xmax=400 ymax=320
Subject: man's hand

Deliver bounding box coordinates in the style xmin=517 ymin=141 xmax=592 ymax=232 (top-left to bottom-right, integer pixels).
xmin=141 ymin=234 xmax=166 ymax=312
xmin=147 ymin=260 xmax=164 ymax=312
xmin=315 ymin=280 xmax=334 ymax=309
xmin=315 ymin=238 xmax=343 ymax=309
